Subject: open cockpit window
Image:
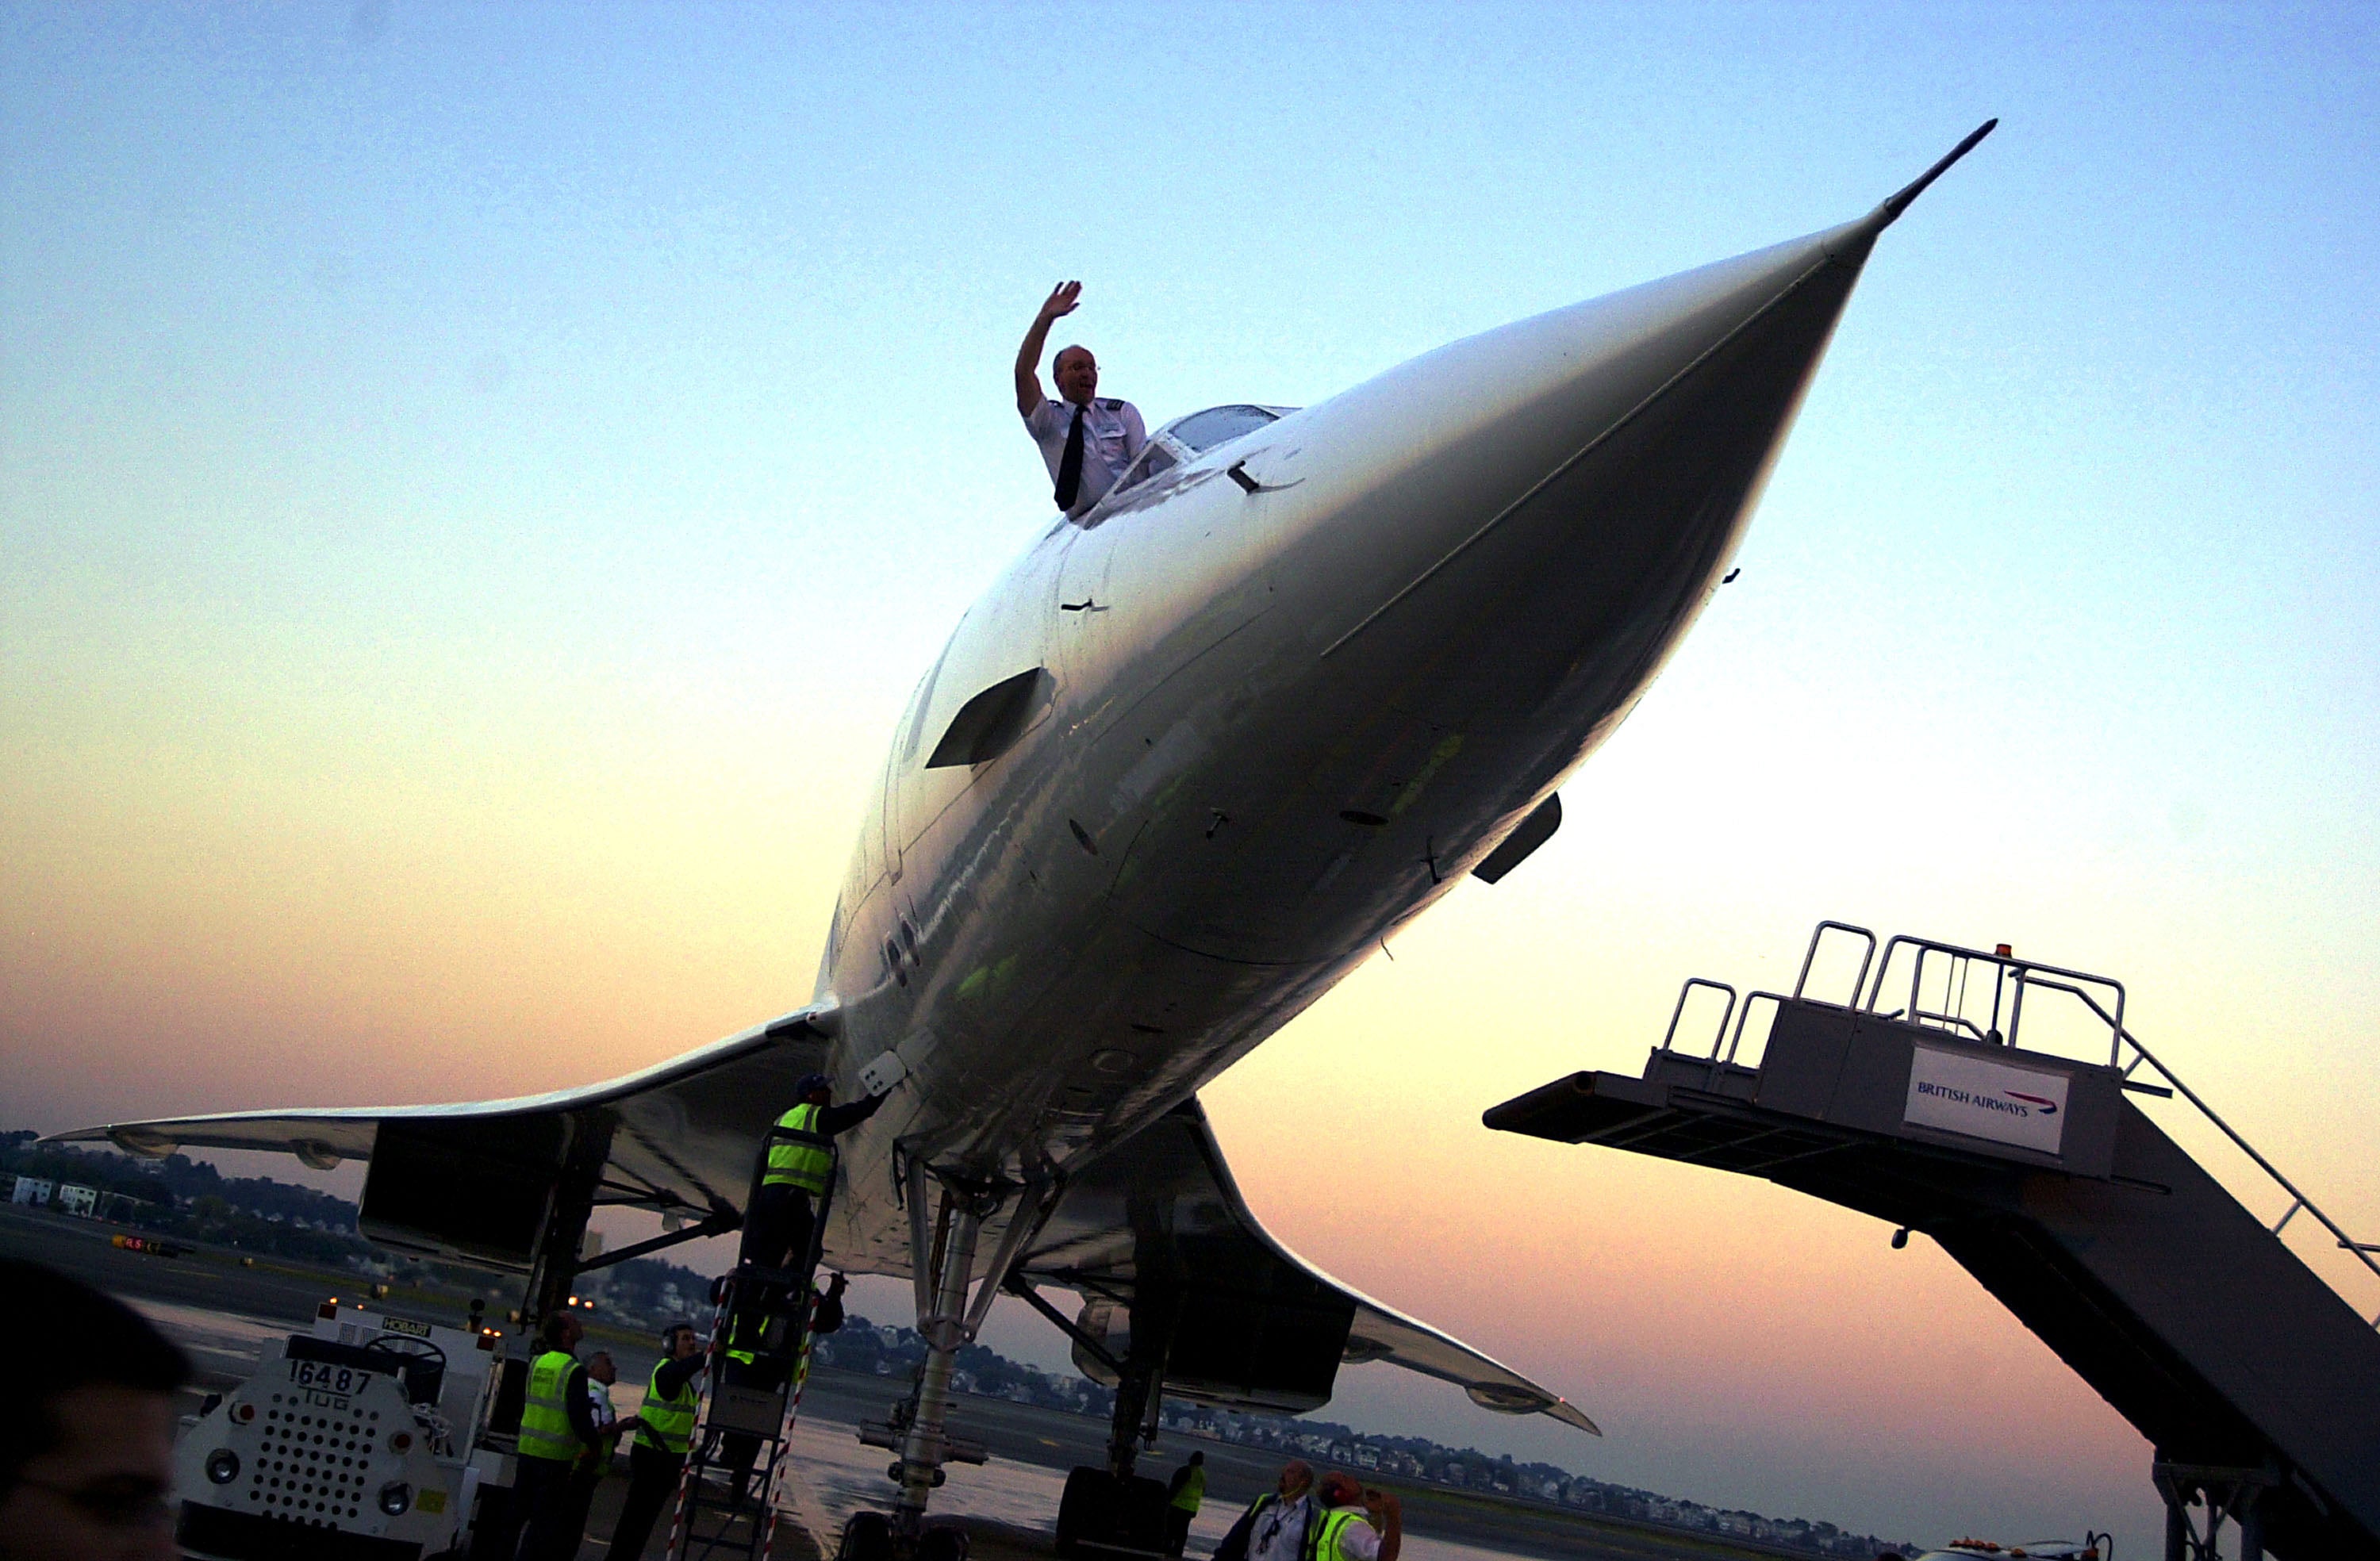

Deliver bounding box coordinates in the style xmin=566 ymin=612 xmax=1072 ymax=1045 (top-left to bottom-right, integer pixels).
xmin=1092 ymin=403 xmax=1296 ymax=518
xmin=1108 ymin=437 xmax=1177 ymax=498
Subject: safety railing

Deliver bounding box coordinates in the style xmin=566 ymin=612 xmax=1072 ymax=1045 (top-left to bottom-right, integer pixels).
xmin=2051 ymin=980 xmax=2380 ymax=1329
xmin=1657 ymin=978 xmax=1795 ymax=1070
xmin=1654 ymin=919 xmax=2380 ymax=1328
xmin=1861 ymin=933 xmax=2127 ymax=1067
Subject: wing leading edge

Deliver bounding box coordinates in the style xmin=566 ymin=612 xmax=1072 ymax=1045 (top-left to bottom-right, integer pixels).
xmin=43 ymin=1004 xmax=838 ymax=1256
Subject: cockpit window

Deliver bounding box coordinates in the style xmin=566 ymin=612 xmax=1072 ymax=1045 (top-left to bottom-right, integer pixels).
xmin=1165 ymin=404 xmax=1280 ymax=452
xmin=1088 ymin=403 xmax=1296 ymax=520
xmin=1114 ymin=439 xmax=1177 ymax=494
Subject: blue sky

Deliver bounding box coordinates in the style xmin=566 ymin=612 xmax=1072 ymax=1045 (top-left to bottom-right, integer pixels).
xmin=6 ymin=3 xmax=2378 ymax=1550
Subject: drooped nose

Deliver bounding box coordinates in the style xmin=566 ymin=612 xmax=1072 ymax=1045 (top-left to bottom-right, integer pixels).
xmin=1258 ymin=121 xmax=1998 ymax=675
xmin=1251 ymin=212 xmax=1885 ymax=670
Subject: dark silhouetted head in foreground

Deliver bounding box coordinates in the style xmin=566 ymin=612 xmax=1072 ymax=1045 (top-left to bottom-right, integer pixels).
xmin=0 ymin=1256 xmax=190 ymax=1561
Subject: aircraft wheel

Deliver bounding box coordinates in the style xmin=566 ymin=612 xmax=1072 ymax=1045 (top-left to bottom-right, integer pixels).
xmin=1115 ymin=1475 xmax=1171 ymax=1553
xmin=918 ymin=1527 xmax=971 ymax=1561
xmin=1055 ymin=1467 xmax=1114 ymax=1559
xmin=840 ymin=1510 xmax=895 ymax=1561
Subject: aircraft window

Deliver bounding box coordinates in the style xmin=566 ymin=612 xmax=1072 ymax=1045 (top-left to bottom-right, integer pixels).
xmin=1165 ymin=405 xmax=1278 ymax=453
xmin=1096 ymin=438 xmax=1180 ymax=510
xmin=1125 ymin=441 xmax=1177 ymax=486
xmin=1091 ymin=404 xmax=1294 ymax=517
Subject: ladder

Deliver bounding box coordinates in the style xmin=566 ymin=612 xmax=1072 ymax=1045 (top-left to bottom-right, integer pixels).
xmin=665 ymin=1166 xmax=836 ymax=1559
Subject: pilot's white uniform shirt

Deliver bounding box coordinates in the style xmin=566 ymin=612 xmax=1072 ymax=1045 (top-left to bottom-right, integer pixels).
xmin=1248 ymin=1494 xmax=1316 ymax=1561
xmin=1025 ymin=396 xmax=1146 ymax=517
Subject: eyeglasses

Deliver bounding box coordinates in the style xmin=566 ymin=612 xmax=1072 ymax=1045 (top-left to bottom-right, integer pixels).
xmin=17 ymin=1475 xmax=177 ymax=1531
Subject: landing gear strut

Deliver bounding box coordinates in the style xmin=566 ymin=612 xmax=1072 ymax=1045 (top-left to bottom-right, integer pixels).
xmin=1053 ymin=1300 xmax=1177 ymax=1560
xmin=894 ymin=1191 xmax=982 ymax=1538
xmin=845 ymin=1168 xmax=1054 ymax=1560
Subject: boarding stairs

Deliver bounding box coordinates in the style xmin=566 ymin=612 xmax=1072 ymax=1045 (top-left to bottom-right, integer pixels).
xmin=1485 ymin=923 xmax=2380 ymax=1561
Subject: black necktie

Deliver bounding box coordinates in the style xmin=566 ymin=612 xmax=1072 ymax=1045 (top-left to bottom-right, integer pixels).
xmin=1054 ymin=403 xmax=1087 ymax=510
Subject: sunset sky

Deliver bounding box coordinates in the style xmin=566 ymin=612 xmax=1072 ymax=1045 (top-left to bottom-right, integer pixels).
xmin=6 ymin=2 xmax=2378 ymax=1549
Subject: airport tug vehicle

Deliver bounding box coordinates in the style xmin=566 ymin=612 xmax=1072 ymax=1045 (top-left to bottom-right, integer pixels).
xmin=176 ymin=1298 xmax=515 ymax=1559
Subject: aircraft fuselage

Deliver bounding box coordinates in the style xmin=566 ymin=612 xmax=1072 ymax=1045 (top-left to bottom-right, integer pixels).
xmin=819 ymin=218 xmax=1883 ymax=1269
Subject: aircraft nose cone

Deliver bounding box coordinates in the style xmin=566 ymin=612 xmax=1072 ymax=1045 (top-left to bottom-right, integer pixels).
xmin=1267 ymin=214 xmax=1881 ymax=669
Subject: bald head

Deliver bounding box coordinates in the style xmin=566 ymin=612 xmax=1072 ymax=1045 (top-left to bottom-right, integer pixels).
xmin=1052 ymin=344 xmax=1099 ymax=405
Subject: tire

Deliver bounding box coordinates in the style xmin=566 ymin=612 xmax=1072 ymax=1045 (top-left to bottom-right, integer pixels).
xmin=841 ymin=1510 xmax=896 ymax=1561
xmin=918 ymin=1527 xmax=971 ymax=1561
xmin=1056 ymin=1467 xmax=1115 ymax=1559
xmin=1115 ymin=1475 xmax=1170 ymax=1554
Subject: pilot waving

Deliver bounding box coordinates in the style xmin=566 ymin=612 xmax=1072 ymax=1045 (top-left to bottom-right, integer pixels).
xmin=1016 ymin=280 xmax=1146 ymax=517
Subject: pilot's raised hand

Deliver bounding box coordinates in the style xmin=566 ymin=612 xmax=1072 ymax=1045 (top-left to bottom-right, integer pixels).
xmin=1019 ymin=282 xmax=1086 ymax=416
xmin=1038 ymin=279 xmax=1082 ymax=322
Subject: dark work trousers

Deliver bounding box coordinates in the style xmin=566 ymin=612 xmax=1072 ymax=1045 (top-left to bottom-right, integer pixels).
xmin=731 ymin=1181 xmax=816 ymax=1425
xmin=511 ymin=1454 xmax=578 ymax=1561
xmin=608 ymin=1441 xmax=685 ymax=1561
xmin=737 ymin=1181 xmax=817 ymax=1271
xmin=554 ymin=1452 xmax=607 ymax=1558
xmin=716 ymin=1348 xmax=793 ymax=1504
xmin=1165 ymin=1505 xmax=1196 ymax=1557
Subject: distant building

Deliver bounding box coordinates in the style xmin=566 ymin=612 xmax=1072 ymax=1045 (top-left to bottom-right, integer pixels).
xmin=11 ymin=1176 xmax=53 ymax=1207
xmin=55 ymin=1183 xmax=98 ymax=1218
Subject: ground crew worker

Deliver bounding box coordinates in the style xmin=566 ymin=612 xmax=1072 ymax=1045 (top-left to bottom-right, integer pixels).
xmin=512 ymin=1310 xmax=601 ymax=1561
xmin=1015 ymin=280 xmax=1146 ymax=517
xmin=739 ymin=1072 xmax=892 ymax=1274
xmin=1164 ymin=1450 xmax=1207 ymax=1556
xmin=0 ymin=1257 xmax=190 ymax=1561
xmin=605 ymin=1321 xmax=705 ymax=1561
xmin=555 ymin=1350 xmax=632 ymax=1554
xmin=1304 ymin=1472 xmax=1401 ymax=1561
xmin=716 ymin=1271 xmax=850 ymax=1506
xmin=1213 ymin=1459 xmax=1315 ymax=1561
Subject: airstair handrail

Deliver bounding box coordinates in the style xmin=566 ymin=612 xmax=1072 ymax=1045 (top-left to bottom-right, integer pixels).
xmin=1862 ymin=934 xmax=2127 ymax=1066
xmin=1659 ymin=979 xmax=1737 ymax=1059
xmin=1723 ymin=991 xmax=1787 ymax=1066
xmin=1792 ymin=921 xmax=1877 ymax=1006
xmin=2033 ymin=979 xmax=2380 ymax=1329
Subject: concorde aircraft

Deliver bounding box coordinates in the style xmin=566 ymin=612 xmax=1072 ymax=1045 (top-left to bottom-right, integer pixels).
xmin=60 ymin=124 xmax=1994 ymax=1550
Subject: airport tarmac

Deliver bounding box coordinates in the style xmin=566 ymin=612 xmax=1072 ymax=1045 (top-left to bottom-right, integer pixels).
xmin=2 ymin=1209 xmax=1803 ymax=1561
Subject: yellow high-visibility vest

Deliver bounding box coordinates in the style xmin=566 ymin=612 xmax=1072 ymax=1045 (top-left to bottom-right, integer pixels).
xmin=518 ymin=1350 xmax=580 ymax=1463
xmin=1303 ymin=1508 xmax=1375 ymax=1561
xmin=1171 ymin=1465 xmax=1207 ymax=1513
xmin=636 ymin=1360 xmax=700 ymax=1456
xmin=762 ymin=1103 xmax=833 ymax=1194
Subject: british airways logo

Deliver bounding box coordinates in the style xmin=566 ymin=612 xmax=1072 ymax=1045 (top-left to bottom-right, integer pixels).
xmin=1912 ymin=1081 xmax=2057 ymax=1120
xmin=1905 ymin=1045 xmax=2071 ymax=1154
